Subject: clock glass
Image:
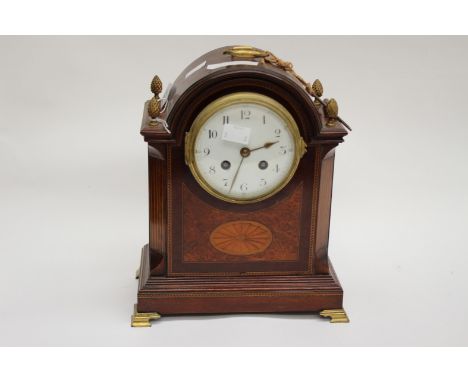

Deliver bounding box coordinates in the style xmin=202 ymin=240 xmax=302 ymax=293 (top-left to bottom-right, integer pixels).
xmin=185 ymin=92 xmax=305 ymax=203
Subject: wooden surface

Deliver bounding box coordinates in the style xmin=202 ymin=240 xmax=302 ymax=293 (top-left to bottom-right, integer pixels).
xmin=209 ymin=220 xmax=273 ymax=256
xmin=168 ymin=160 xmax=314 ymax=275
xmin=148 ymin=144 xmax=167 ymax=275
xmin=137 ymin=245 xmax=343 ymax=314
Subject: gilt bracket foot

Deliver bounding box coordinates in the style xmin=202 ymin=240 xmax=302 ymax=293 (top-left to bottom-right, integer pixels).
xmin=319 ymin=309 xmax=349 ymax=323
xmin=131 ymin=304 xmax=161 ymax=327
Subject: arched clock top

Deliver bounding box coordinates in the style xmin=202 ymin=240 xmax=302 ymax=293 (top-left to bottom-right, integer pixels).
xmin=140 ymin=46 xmax=350 ymax=145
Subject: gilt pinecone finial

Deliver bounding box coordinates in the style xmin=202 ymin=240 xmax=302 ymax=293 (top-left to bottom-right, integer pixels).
xmin=312 ymin=79 xmax=323 ymax=98
xmin=148 ymin=75 xmax=163 ymax=119
xmin=148 ymin=97 xmax=161 ymax=119
xmin=151 ymin=75 xmax=163 ymax=96
xmin=325 ymin=98 xmax=339 ymax=127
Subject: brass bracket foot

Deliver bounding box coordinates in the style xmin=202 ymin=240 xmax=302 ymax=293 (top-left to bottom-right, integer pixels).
xmin=131 ymin=304 xmax=161 ymax=327
xmin=320 ymin=309 xmax=349 ymax=323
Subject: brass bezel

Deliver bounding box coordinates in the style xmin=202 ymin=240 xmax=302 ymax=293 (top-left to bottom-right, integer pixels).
xmin=185 ymin=92 xmax=307 ymax=204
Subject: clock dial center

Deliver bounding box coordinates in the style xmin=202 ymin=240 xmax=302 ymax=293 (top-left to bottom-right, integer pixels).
xmin=240 ymin=147 xmax=251 ymax=157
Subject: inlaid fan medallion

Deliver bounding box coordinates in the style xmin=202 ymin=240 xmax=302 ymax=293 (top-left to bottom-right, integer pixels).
xmin=209 ymin=220 xmax=273 ymax=255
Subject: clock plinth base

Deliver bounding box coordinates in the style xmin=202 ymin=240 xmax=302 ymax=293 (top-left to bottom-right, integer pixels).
xmin=320 ymin=309 xmax=349 ymax=323
xmin=131 ymin=304 xmax=161 ymax=327
xmin=134 ymin=245 xmax=346 ymax=322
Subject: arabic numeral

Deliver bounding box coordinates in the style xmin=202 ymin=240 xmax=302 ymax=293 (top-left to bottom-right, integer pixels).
xmin=280 ymin=145 xmax=287 ymax=155
xmin=208 ymin=130 xmax=218 ymax=139
xmin=208 ymin=165 xmax=216 ymax=175
xmin=241 ymin=110 xmax=251 ymax=120
xmin=240 ymin=183 xmax=248 ymax=191
xmin=274 ymin=128 xmax=281 ymax=138
xmin=259 ymin=178 xmax=267 ymax=187
xmin=223 ymin=178 xmax=229 ymax=187
xmin=222 ymin=115 xmax=229 ymax=125
xmin=203 ymin=148 xmax=210 ymax=156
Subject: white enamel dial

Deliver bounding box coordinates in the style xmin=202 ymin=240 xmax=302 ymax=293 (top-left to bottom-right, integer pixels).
xmin=187 ymin=93 xmax=304 ymax=203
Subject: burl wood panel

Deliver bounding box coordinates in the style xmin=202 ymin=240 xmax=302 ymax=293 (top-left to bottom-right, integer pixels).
xmin=168 ymin=144 xmax=318 ymax=276
xmin=182 ymin=182 xmax=302 ymax=263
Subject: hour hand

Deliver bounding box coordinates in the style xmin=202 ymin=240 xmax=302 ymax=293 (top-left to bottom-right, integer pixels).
xmin=250 ymin=141 xmax=279 ymax=152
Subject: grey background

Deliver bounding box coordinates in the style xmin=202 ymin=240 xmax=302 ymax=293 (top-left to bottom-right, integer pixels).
xmin=0 ymin=36 xmax=467 ymax=346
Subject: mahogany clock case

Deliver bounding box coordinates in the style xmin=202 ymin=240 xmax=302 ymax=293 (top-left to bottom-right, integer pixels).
xmin=136 ymin=46 xmax=348 ymax=318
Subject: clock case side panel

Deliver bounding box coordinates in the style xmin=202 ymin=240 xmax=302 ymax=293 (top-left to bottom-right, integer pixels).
xmin=147 ymin=144 xmax=168 ymax=276
xmin=314 ymin=144 xmax=339 ymax=274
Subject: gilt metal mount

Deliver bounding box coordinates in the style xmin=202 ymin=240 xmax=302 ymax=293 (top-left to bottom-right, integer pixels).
xmin=131 ymin=304 xmax=161 ymax=327
xmin=148 ymin=75 xmax=162 ymax=119
xmin=325 ymin=99 xmax=339 ymax=127
xmin=147 ymin=75 xmax=170 ymax=133
xmin=320 ymin=309 xmax=350 ymax=323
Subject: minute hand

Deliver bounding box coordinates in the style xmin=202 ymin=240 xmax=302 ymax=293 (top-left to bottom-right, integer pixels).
xmin=229 ymin=157 xmax=245 ymax=193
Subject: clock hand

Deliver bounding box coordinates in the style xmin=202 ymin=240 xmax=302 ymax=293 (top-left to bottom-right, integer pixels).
xmin=228 ymin=142 xmax=278 ymax=193
xmin=249 ymin=141 xmax=279 ymax=152
xmin=229 ymin=157 xmax=245 ymax=193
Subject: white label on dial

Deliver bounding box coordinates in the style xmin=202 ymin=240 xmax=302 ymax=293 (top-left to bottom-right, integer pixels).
xmin=222 ymin=124 xmax=251 ymax=145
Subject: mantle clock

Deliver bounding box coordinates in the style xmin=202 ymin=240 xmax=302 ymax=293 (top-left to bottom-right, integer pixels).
xmin=132 ymin=46 xmax=351 ymax=327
